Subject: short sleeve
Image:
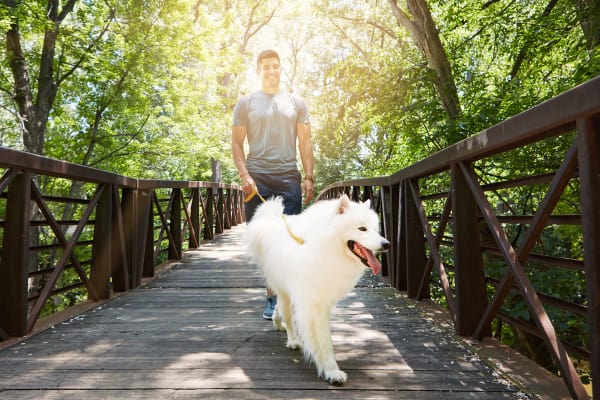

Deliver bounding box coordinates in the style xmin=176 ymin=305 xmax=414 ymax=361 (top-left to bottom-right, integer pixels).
xmin=294 ymin=95 xmax=310 ymax=124
xmin=232 ymin=96 xmax=249 ymax=127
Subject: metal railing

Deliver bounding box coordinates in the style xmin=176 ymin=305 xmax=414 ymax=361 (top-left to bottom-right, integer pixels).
xmin=0 ymin=148 xmax=244 ymax=339
xmin=318 ymin=76 xmax=600 ymax=399
xmin=2 ymin=76 xmax=599 ymax=399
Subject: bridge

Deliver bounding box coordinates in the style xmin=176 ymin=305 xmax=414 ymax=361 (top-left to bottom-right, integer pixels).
xmin=1 ymin=76 xmax=599 ymax=399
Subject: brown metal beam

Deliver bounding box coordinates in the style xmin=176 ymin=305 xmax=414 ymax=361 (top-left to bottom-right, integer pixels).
xmin=451 ymin=163 xmax=488 ymax=336
xmin=459 ymin=161 xmax=589 ymax=400
xmin=576 ymin=115 xmax=600 ymax=400
xmin=0 ymin=172 xmax=30 ymax=337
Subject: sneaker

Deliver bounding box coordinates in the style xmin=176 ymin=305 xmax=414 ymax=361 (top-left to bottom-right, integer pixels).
xmin=262 ymin=296 xmax=277 ymax=320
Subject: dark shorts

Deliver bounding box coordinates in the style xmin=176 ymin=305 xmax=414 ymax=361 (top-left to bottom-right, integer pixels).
xmin=245 ymin=170 xmax=302 ymax=221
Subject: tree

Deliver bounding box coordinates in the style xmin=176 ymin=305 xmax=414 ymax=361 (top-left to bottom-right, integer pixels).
xmin=387 ymin=0 xmax=460 ymax=121
xmin=573 ymin=0 xmax=600 ymax=50
xmin=2 ymin=0 xmax=110 ymax=155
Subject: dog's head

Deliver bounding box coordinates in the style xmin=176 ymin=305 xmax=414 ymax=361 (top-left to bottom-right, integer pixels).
xmin=334 ymin=195 xmax=390 ymax=275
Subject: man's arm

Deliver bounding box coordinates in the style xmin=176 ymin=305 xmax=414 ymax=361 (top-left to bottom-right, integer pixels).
xmin=297 ymin=122 xmax=314 ymax=203
xmin=232 ymin=125 xmax=254 ymax=195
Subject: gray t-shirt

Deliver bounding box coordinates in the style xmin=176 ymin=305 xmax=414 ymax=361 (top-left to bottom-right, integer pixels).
xmin=232 ymin=90 xmax=310 ymax=174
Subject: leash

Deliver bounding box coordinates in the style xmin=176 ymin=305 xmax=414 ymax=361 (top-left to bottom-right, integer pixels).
xmin=244 ymin=186 xmax=305 ymax=245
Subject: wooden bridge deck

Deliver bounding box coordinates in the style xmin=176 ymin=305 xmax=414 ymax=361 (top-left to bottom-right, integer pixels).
xmin=0 ymin=226 xmax=566 ymax=399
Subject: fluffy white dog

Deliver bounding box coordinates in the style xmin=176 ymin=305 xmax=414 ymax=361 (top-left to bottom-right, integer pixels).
xmin=246 ymin=194 xmax=389 ymax=384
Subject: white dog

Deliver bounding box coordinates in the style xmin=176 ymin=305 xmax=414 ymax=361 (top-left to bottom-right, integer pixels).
xmin=246 ymin=194 xmax=389 ymax=384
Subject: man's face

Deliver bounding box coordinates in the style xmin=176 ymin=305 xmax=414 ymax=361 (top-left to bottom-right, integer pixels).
xmin=258 ymin=57 xmax=281 ymax=90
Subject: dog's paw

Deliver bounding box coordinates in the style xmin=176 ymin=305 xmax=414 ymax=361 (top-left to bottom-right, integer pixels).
xmin=286 ymin=338 xmax=301 ymax=350
xmin=322 ymin=369 xmax=347 ymax=385
xmin=272 ymin=308 xmax=287 ymax=332
xmin=272 ymin=317 xmax=286 ymax=332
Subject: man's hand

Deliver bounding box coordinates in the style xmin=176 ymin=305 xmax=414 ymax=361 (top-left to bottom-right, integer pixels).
xmin=302 ymin=178 xmax=314 ymax=203
xmin=241 ymin=174 xmax=256 ymax=196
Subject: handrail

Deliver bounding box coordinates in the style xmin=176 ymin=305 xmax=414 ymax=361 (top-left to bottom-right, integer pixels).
xmin=317 ymin=75 xmax=600 ymax=400
xmin=0 ymin=148 xmax=244 ymax=340
xmin=0 ymin=147 xmax=138 ymax=187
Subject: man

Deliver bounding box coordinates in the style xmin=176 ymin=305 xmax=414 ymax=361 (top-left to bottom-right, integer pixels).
xmin=232 ymin=49 xmax=314 ymax=320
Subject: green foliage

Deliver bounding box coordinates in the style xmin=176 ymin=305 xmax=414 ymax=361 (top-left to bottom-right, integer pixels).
xmin=1 ymin=0 xmax=247 ymax=180
xmin=2 ymin=0 xmax=598 ymax=185
xmin=1 ymin=2 xmax=599 ymax=381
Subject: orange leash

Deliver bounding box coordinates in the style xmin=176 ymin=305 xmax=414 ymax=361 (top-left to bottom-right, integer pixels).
xmin=244 ymin=186 xmax=304 ymax=245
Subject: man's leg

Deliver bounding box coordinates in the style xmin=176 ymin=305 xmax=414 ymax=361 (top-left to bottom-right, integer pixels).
xmin=250 ymin=171 xmax=302 ymax=320
xmin=280 ymin=171 xmax=303 ymax=216
xmin=246 ymin=175 xmax=279 ymax=320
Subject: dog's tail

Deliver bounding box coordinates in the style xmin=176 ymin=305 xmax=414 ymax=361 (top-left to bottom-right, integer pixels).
xmin=246 ymin=197 xmax=285 ymax=265
xmin=252 ymin=196 xmax=285 ymax=219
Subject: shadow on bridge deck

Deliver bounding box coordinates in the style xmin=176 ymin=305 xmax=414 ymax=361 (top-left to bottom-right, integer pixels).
xmin=0 ymin=225 xmax=568 ymax=399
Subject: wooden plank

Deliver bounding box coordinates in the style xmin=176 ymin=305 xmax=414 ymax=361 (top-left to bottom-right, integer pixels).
xmin=0 ymin=225 xmax=554 ymax=399
xmin=0 ymin=389 xmax=518 ymax=400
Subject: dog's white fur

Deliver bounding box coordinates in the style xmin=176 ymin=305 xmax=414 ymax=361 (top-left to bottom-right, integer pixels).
xmin=246 ymin=194 xmax=389 ymax=384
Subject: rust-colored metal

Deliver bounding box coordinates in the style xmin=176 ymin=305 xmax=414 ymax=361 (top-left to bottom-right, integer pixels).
xmin=473 ymin=142 xmax=579 ymax=340
xmin=0 ymin=148 xmax=243 ymax=340
xmin=181 ymin=190 xmax=200 ymax=249
xmin=0 ymin=171 xmax=30 ymax=337
xmin=408 ymin=179 xmax=456 ymax=314
xmin=318 ymin=76 xmax=600 ymax=399
xmin=27 ymin=183 xmax=105 ymax=332
xmin=416 ymin=191 xmax=451 ymax=301
xmin=459 ymin=161 xmax=589 ymax=399
xmin=451 ymin=163 xmax=488 ymax=336
xmin=576 ymin=115 xmax=600 ymax=399
xmin=111 ymin=185 xmax=129 ymax=292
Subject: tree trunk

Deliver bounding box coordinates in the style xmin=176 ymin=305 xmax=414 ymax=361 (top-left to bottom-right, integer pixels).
xmin=387 ymin=0 xmax=461 ymax=121
xmin=573 ymin=0 xmax=600 ymax=51
xmin=509 ymin=0 xmax=559 ymax=80
xmin=3 ymin=0 xmax=76 ymax=155
xmin=5 ymin=19 xmax=38 ymax=153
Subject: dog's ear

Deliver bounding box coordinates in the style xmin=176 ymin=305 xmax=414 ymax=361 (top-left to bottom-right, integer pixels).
xmin=337 ymin=194 xmax=351 ymax=215
xmin=362 ymin=199 xmax=371 ymax=208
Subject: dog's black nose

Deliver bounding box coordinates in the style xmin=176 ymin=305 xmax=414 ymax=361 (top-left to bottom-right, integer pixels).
xmin=381 ymin=239 xmax=390 ymax=251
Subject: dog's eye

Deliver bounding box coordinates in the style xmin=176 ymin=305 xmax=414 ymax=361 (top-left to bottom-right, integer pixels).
xmin=358 ymin=227 xmax=367 ymax=231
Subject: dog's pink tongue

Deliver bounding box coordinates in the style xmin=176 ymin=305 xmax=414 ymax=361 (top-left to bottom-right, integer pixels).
xmin=353 ymin=242 xmax=382 ymax=275
xmin=366 ymin=250 xmax=382 ymax=276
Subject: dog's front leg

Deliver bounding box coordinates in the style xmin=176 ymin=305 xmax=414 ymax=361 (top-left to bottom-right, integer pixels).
xmin=314 ymin=321 xmax=347 ymax=385
xmin=296 ymin=306 xmax=347 ymax=384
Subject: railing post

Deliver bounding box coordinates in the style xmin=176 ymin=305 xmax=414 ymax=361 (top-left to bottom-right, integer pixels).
xmin=405 ymin=179 xmax=427 ymax=299
xmin=122 ymin=188 xmax=152 ymax=288
xmin=395 ymin=181 xmax=408 ymax=291
xmin=204 ymin=187 xmax=214 ymax=240
xmin=389 ymin=185 xmax=400 ymax=281
xmin=362 ymin=186 xmax=372 ymax=203
xmin=577 ymin=115 xmax=600 ymax=399
xmin=351 ymin=186 xmax=360 ymax=202
xmin=143 ymin=192 xmax=154 ymax=278
xmin=190 ymin=188 xmax=201 ymax=248
xmin=215 ymin=187 xmax=224 ymax=235
xmin=380 ymin=186 xmax=391 ymax=277
xmin=451 ymin=163 xmax=489 ymax=336
xmin=90 ymin=184 xmax=112 ymax=300
xmin=169 ymin=188 xmax=182 ymax=260
xmin=0 ymin=171 xmax=30 ymax=337
xmin=231 ymin=190 xmax=240 ymax=226
xmin=111 ymin=186 xmax=129 ymax=292
xmin=380 ymin=185 xmax=399 ymax=278
xmin=224 ymin=189 xmax=232 ymax=230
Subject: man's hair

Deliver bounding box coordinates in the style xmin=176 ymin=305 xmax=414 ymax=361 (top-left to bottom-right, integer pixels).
xmin=256 ymin=49 xmax=280 ymax=69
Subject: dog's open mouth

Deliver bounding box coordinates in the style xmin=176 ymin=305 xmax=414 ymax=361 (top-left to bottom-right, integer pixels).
xmin=348 ymin=240 xmax=382 ymax=275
